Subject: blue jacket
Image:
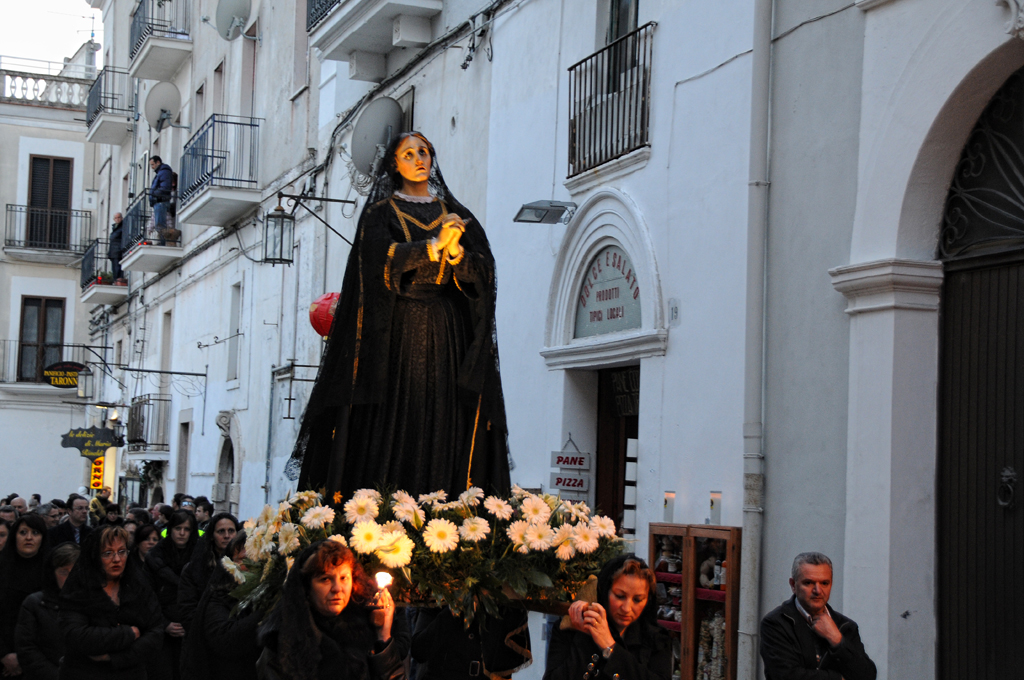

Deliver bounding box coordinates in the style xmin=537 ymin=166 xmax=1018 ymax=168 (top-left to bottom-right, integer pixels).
xmin=149 ymin=163 xmax=174 ymax=206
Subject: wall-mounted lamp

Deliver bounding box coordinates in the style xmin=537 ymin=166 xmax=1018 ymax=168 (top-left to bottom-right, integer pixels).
xmin=77 ymin=368 xmax=94 ymax=400
xmin=513 ymin=200 xmax=577 ymax=224
xmin=263 ymin=202 xmax=295 ymax=265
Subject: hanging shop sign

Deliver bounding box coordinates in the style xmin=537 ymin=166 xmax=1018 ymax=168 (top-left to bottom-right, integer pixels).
xmin=574 ymin=245 xmax=642 ymax=338
xmin=61 ymin=426 xmax=119 ymax=459
xmin=42 ymin=361 xmax=87 ymax=388
xmin=550 ymin=450 xmax=591 ymax=469
xmin=90 ymin=457 xmax=105 ymax=489
xmin=550 ymin=471 xmax=590 ymax=492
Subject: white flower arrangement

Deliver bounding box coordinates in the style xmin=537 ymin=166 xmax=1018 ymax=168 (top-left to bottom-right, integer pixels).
xmin=229 ymin=487 xmax=622 ymax=622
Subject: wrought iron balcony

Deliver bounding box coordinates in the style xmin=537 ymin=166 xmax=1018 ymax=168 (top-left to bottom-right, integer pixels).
xmin=178 ymin=114 xmax=262 ymax=226
xmin=0 ymin=339 xmax=106 ymax=385
xmin=86 ymin=67 xmax=133 ymax=144
xmin=81 ymin=239 xmax=129 ymax=304
xmin=129 ymin=0 xmax=192 ymax=81
xmin=567 ymin=22 xmax=655 ymax=178
xmin=127 ymin=393 xmax=172 ymax=453
xmin=122 ymin=195 xmax=153 ymax=253
xmin=4 ymin=205 xmax=93 ymax=262
xmin=307 ymin=0 xmax=340 ymax=31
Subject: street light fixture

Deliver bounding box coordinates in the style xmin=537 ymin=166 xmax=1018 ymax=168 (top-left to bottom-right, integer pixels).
xmin=513 ymin=200 xmax=577 ymax=224
xmin=263 ymin=202 xmax=295 ymax=265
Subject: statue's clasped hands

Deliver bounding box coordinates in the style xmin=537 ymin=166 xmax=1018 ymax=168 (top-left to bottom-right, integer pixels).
xmin=434 ymin=214 xmax=469 ymax=259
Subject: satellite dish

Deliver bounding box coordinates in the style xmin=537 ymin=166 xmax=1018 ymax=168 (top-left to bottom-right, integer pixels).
xmin=350 ymin=97 xmax=405 ymax=177
xmin=143 ymin=81 xmax=181 ymax=132
xmin=214 ymin=0 xmax=250 ymax=40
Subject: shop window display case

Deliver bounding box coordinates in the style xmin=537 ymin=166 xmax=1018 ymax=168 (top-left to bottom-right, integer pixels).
xmin=648 ymin=523 xmax=741 ymax=680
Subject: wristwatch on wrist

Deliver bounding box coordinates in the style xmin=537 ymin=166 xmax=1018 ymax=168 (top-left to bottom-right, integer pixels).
xmin=602 ymin=644 xmax=615 ymax=659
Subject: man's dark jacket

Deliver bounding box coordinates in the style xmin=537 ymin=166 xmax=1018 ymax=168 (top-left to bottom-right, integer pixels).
xmin=760 ymin=596 xmax=876 ymax=680
xmin=149 ymin=163 xmax=174 ymax=206
xmin=48 ymin=521 xmax=91 ymax=547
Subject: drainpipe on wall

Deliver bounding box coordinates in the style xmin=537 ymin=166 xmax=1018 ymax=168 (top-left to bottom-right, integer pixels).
xmin=739 ymin=0 xmax=773 ymax=678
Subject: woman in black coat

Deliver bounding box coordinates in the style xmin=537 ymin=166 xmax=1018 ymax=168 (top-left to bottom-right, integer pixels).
xmin=0 ymin=514 xmax=49 ymax=677
xmin=180 ymin=532 xmax=260 ymax=680
xmin=145 ymin=511 xmax=196 ymax=680
xmin=176 ymin=512 xmax=238 ymax=631
xmin=543 ymin=554 xmax=673 ymax=680
xmin=15 ymin=542 xmax=80 ymax=680
xmin=58 ymin=525 xmax=164 ymax=680
xmin=256 ymin=540 xmax=408 ymax=680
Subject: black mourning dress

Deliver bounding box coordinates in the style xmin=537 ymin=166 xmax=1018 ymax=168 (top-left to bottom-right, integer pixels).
xmin=290 ymin=192 xmax=510 ymax=499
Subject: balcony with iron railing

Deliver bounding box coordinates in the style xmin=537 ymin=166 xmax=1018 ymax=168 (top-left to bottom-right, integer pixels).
xmin=306 ymin=0 xmax=441 ymax=80
xmin=80 ymin=239 xmax=129 ymax=305
xmin=120 ymin=194 xmax=182 ymax=273
xmin=129 ymin=0 xmax=192 ymax=81
xmin=0 ymin=339 xmax=106 ymax=389
xmin=567 ymin=23 xmax=655 ymax=180
xmin=86 ymin=67 xmax=133 ymax=144
xmin=4 ymin=205 xmax=93 ymax=264
xmin=177 ymin=114 xmax=262 ymax=226
xmin=127 ymin=393 xmax=171 ymax=459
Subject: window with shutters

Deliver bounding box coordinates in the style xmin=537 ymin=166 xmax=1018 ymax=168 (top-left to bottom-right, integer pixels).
xmin=18 ymin=297 xmax=65 ymax=382
xmin=27 ymin=156 xmax=73 ymax=249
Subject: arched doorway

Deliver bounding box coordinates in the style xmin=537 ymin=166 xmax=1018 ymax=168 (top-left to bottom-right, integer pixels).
xmin=937 ymin=64 xmax=1024 ymax=679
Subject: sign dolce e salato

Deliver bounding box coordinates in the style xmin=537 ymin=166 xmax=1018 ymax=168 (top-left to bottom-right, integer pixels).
xmin=574 ymin=245 xmax=641 ymax=339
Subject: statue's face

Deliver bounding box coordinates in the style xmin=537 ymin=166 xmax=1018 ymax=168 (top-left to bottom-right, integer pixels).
xmin=395 ymin=136 xmax=432 ymax=186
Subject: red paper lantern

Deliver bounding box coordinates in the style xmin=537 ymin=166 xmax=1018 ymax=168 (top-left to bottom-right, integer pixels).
xmin=309 ymin=292 xmax=340 ymax=337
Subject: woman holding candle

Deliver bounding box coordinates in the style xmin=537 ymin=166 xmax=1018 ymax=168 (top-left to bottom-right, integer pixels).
xmin=256 ymin=540 xmax=408 ymax=680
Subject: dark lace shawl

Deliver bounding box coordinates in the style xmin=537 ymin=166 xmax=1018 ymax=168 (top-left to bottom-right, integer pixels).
xmin=286 ymin=135 xmax=509 ymax=495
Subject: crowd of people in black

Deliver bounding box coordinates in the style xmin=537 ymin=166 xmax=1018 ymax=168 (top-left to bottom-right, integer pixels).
xmin=0 ymin=489 xmax=671 ymax=680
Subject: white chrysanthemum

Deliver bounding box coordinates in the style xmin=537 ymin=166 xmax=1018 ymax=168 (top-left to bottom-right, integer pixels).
xmin=381 ymin=520 xmax=406 ymax=535
xmin=353 ymin=488 xmax=382 ymax=504
xmin=458 ymin=487 xmax=484 ymax=507
xmin=392 ymin=490 xmax=416 ymax=506
xmin=350 ymin=521 xmax=383 ymax=554
xmin=344 ymin=496 xmax=380 ymax=524
xmin=511 ymin=484 xmax=528 ymax=498
xmin=244 ymin=531 xmax=264 ymax=561
xmin=301 ymin=505 xmax=336 ymax=530
xmin=590 ymin=515 xmax=616 ymax=538
xmin=484 ymin=496 xmax=514 ymax=520
xmin=434 ymin=500 xmax=462 ymax=512
xmin=277 ymin=501 xmax=293 ymax=519
xmin=243 ymin=518 xmax=257 ymax=532
xmin=572 ymin=523 xmax=599 ymax=554
xmin=571 ymin=502 xmax=592 ymax=523
xmin=418 ymin=491 xmax=447 ymax=505
xmin=393 ymin=501 xmax=426 ymax=529
xmin=375 ymin=532 xmax=415 ymax=568
xmin=278 ymin=523 xmax=301 ymax=556
xmin=459 ymin=516 xmax=490 ymax=542
xmin=552 ymin=524 xmax=576 ymax=561
xmin=521 ymin=495 xmax=553 ymax=525
xmin=541 ymin=494 xmax=560 ymax=512
xmin=288 ymin=490 xmax=320 ymax=510
xmin=506 ymin=520 xmax=530 ymax=554
xmin=256 ymin=504 xmax=275 ymax=526
xmin=220 ymin=556 xmax=247 ymax=585
xmin=525 ymin=523 xmax=554 ymax=551
xmin=423 ymin=518 xmax=460 ymax=553
xmin=328 ymin=534 xmax=348 ymax=546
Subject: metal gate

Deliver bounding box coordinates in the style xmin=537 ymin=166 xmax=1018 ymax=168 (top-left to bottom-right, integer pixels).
xmin=939 ymin=64 xmax=1024 ymax=679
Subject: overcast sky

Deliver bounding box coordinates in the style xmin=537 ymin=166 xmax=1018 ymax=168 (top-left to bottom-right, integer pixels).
xmin=2 ymin=0 xmax=103 ymax=67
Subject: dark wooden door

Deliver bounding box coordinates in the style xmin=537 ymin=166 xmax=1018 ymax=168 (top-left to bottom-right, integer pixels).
xmin=596 ymin=367 xmax=639 ymax=534
xmin=939 ymin=251 xmax=1024 ymax=679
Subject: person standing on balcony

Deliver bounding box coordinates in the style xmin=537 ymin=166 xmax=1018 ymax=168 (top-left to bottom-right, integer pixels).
xmin=149 ymin=156 xmax=175 ymax=245
xmin=108 ymin=212 xmax=125 ymax=284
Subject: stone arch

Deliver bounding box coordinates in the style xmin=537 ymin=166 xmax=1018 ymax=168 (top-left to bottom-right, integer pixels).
xmin=213 ymin=410 xmax=241 ymax=513
xmin=542 ymin=188 xmax=666 ymax=368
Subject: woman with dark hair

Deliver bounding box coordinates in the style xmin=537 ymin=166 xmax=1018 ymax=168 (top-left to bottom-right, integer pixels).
xmin=0 ymin=514 xmax=49 ymax=677
xmin=58 ymin=525 xmax=163 ymax=679
xmin=130 ymin=524 xmax=159 ymax=568
xmin=181 ymin=532 xmax=260 ymax=680
xmin=177 ymin=512 xmax=239 ymax=630
xmin=15 ymin=542 xmax=79 ymax=680
xmin=257 ymin=540 xmax=408 ymax=680
xmin=289 ymin=131 xmax=510 ymax=499
xmin=145 ymin=511 xmax=197 ymax=680
xmin=543 ymin=554 xmax=673 ymax=680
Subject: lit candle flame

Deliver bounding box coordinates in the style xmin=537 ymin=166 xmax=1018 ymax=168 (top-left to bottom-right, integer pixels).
xmin=375 ymin=572 xmax=393 ymax=590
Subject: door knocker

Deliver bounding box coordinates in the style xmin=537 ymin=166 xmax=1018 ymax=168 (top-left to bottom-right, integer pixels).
xmin=997 ymin=467 xmax=1017 ymax=509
